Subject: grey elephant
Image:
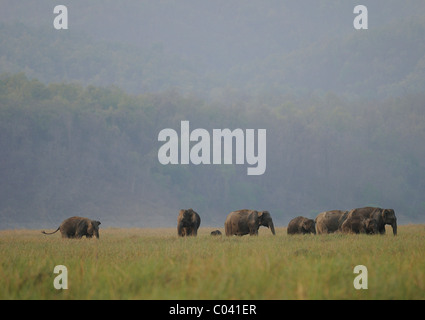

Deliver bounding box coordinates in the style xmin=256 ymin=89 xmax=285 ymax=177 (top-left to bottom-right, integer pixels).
xmin=315 ymin=210 xmax=349 ymax=234
xmin=346 ymin=207 xmax=397 ymax=235
xmin=42 ymin=216 xmax=101 ymax=239
xmin=340 ymin=216 xmax=378 ymax=234
xmin=224 ymin=209 xmax=275 ymax=236
xmin=177 ymin=208 xmax=201 ymax=237
xmin=287 ymin=216 xmax=316 ymax=235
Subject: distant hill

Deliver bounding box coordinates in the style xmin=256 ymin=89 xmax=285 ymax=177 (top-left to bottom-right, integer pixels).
xmin=1 ymin=1 xmax=425 ymax=98
xmin=0 ymin=23 xmax=197 ymax=94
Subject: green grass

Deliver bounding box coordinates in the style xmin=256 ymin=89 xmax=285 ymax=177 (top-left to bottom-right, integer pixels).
xmin=1 ymin=225 xmax=425 ymax=299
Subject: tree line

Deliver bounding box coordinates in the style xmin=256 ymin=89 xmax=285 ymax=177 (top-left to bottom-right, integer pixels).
xmin=1 ymin=73 xmax=424 ymax=229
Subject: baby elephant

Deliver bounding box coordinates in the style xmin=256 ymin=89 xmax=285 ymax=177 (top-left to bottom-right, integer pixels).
xmin=340 ymin=216 xmax=378 ymax=234
xmin=210 ymin=230 xmax=222 ymax=236
xmin=287 ymin=216 xmax=316 ymax=235
xmin=42 ymin=216 xmax=101 ymax=239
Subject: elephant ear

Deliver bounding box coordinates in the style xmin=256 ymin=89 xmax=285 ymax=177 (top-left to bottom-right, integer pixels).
xmin=257 ymin=211 xmax=270 ymax=224
xmin=381 ymin=209 xmax=387 ymax=220
xmin=87 ymin=221 xmax=93 ymax=234
xmin=259 ymin=211 xmax=270 ymax=219
xmin=256 ymin=210 xmax=263 ymax=222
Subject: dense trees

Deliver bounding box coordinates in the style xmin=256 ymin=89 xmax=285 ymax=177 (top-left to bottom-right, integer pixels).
xmin=1 ymin=74 xmax=424 ymax=228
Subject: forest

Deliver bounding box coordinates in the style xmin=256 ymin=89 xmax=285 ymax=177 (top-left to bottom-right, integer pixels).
xmin=1 ymin=73 xmax=424 ymax=228
xmin=1 ymin=1 xmax=425 ymax=228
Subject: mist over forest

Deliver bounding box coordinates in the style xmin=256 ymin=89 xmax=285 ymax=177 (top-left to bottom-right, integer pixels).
xmin=1 ymin=1 xmax=425 ymax=229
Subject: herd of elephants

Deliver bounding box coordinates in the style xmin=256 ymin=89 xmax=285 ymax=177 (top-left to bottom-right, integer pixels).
xmin=41 ymin=206 xmax=397 ymax=239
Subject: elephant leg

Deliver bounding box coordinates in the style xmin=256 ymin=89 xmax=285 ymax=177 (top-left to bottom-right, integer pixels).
xmin=74 ymin=228 xmax=85 ymax=238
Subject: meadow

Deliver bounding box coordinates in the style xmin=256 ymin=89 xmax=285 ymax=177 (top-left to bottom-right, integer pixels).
xmin=0 ymin=225 xmax=424 ymax=300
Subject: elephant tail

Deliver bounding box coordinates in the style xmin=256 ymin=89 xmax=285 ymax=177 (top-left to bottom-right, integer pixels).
xmin=42 ymin=227 xmax=60 ymax=235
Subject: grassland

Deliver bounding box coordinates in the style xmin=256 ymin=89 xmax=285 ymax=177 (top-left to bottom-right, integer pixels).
xmin=1 ymin=225 xmax=425 ymax=300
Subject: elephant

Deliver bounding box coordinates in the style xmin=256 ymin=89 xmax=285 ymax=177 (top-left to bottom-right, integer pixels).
xmin=177 ymin=208 xmax=201 ymax=237
xmin=315 ymin=210 xmax=348 ymax=234
xmin=210 ymin=230 xmax=222 ymax=236
xmin=42 ymin=216 xmax=101 ymax=239
xmin=345 ymin=207 xmax=397 ymax=235
xmin=224 ymin=209 xmax=275 ymax=236
xmin=340 ymin=216 xmax=378 ymax=234
xmin=287 ymin=216 xmax=316 ymax=235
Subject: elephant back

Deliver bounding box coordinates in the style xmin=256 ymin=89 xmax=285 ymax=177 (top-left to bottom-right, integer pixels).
xmin=315 ymin=210 xmax=348 ymax=234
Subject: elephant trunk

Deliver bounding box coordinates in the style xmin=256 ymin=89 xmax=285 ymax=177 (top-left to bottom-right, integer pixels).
xmin=392 ymin=220 xmax=397 ymax=236
xmin=269 ymin=221 xmax=276 ymax=235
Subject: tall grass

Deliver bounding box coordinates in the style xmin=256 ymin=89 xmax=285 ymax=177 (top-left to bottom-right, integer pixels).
xmin=0 ymin=226 xmax=424 ymax=299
